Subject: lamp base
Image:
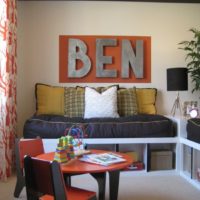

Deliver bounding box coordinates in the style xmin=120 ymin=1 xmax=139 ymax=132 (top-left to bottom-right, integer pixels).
xmin=171 ymin=92 xmax=182 ymax=117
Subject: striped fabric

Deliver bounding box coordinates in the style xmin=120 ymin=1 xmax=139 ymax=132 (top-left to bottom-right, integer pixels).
xmin=64 ymin=87 xmax=85 ymax=117
xmin=117 ymin=88 xmax=138 ymax=116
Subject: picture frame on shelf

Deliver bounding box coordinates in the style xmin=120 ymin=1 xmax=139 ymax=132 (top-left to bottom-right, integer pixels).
xmin=183 ymin=101 xmax=198 ymax=118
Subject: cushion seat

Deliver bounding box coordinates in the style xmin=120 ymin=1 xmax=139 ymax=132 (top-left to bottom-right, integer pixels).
xmin=23 ymin=114 xmax=174 ymax=139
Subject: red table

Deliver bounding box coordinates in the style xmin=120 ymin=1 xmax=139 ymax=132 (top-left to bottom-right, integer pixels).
xmin=36 ymin=149 xmax=133 ymax=200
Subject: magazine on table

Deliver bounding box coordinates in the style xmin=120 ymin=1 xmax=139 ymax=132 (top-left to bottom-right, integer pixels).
xmin=79 ymin=152 xmax=126 ymax=166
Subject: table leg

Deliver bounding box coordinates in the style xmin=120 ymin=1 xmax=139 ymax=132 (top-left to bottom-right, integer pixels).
xmin=90 ymin=172 xmax=106 ymax=200
xmin=63 ymin=174 xmax=71 ymax=186
xmin=109 ymin=170 xmax=120 ymax=200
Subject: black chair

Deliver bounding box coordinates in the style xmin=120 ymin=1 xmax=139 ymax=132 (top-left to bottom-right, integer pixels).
xmin=24 ymin=155 xmax=97 ymax=200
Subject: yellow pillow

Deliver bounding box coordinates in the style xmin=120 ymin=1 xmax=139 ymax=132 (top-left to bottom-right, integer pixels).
xmin=136 ymin=88 xmax=157 ymax=114
xmin=36 ymin=83 xmax=64 ymax=115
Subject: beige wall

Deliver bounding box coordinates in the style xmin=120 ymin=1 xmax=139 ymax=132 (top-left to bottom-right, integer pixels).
xmin=17 ymin=1 xmax=200 ymax=135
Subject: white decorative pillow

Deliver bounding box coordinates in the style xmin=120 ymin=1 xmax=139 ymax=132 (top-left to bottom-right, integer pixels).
xmin=84 ymin=86 xmax=119 ymax=118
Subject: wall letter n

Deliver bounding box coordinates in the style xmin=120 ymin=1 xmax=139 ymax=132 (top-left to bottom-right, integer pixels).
xmin=68 ymin=39 xmax=91 ymax=78
xmin=122 ymin=40 xmax=144 ymax=78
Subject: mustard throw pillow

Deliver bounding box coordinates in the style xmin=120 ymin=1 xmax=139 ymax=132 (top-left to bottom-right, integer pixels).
xmin=136 ymin=88 xmax=157 ymax=114
xmin=36 ymin=83 xmax=64 ymax=115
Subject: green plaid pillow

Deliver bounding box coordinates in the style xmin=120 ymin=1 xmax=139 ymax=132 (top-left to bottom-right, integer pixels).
xmin=64 ymin=87 xmax=85 ymax=117
xmin=99 ymin=85 xmax=119 ymax=93
xmin=117 ymin=87 xmax=138 ymax=116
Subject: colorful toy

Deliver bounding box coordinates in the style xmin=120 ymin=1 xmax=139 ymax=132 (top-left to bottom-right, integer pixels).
xmin=54 ymin=137 xmax=68 ymax=163
xmin=54 ymin=124 xmax=86 ymax=163
xmin=64 ymin=124 xmax=86 ymax=151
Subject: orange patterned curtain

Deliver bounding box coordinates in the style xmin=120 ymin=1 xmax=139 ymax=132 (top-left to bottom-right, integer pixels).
xmin=0 ymin=0 xmax=17 ymax=181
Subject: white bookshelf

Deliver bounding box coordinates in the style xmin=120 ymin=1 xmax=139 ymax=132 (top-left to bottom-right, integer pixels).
xmin=42 ymin=116 xmax=200 ymax=189
xmin=43 ymin=137 xmax=178 ymax=173
xmin=175 ymin=117 xmax=200 ymax=190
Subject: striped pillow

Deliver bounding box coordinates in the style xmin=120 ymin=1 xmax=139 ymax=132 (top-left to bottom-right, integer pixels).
xmin=117 ymin=88 xmax=138 ymax=116
xmin=64 ymin=87 xmax=85 ymax=117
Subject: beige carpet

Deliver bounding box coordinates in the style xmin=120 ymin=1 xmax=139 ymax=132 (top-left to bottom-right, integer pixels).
xmin=1 ymin=172 xmax=200 ymax=200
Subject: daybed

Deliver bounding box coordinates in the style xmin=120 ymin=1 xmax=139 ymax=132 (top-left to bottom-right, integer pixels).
xmin=23 ymin=83 xmax=175 ymax=139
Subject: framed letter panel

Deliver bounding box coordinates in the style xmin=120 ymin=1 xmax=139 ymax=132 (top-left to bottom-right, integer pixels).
xmin=59 ymin=35 xmax=151 ymax=83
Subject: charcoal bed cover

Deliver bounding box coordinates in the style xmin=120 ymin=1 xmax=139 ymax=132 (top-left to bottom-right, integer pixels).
xmin=187 ymin=118 xmax=200 ymax=144
xmin=23 ymin=114 xmax=175 ymax=139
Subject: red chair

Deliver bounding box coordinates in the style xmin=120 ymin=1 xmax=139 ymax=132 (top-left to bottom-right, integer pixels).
xmin=24 ymin=155 xmax=97 ymax=200
xmin=14 ymin=138 xmax=44 ymax=197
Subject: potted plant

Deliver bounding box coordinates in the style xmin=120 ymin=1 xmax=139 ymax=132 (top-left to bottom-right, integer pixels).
xmin=179 ymin=28 xmax=200 ymax=93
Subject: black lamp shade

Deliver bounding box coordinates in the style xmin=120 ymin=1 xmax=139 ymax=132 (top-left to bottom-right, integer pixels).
xmin=167 ymin=68 xmax=188 ymax=91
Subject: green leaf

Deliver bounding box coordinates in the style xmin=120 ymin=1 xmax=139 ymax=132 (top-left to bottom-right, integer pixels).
xmin=179 ymin=27 xmax=200 ymax=93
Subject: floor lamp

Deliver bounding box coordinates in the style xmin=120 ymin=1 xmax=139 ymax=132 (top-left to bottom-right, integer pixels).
xmin=167 ymin=68 xmax=188 ymax=116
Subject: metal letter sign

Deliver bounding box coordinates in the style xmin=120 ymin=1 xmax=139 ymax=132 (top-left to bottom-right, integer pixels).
xmin=122 ymin=40 xmax=144 ymax=78
xmin=96 ymin=39 xmax=117 ymax=77
xmin=59 ymin=35 xmax=151 ymax=83
xmin=68 ymin=39 xmax=91 ymax=78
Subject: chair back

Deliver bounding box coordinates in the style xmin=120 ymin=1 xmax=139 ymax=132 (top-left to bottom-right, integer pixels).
xmin=14 ymin=138 xmax=44 ymax=198
xmin=24 ymin=155 xmax=67 ymax=200
xmin=18 ymin=138 xmax=44 ymax=169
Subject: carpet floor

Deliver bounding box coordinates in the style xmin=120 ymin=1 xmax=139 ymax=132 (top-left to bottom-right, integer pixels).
xmin=1 ymin=172 xmax=200 ymax=200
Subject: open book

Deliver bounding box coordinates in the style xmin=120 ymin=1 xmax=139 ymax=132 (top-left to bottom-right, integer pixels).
xmin=79 ymin=152 xmax=126 ymax=166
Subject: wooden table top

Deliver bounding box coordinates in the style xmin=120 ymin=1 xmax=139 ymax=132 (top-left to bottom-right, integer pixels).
xmin=36 ymin=149 xmax=133 ymax=174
